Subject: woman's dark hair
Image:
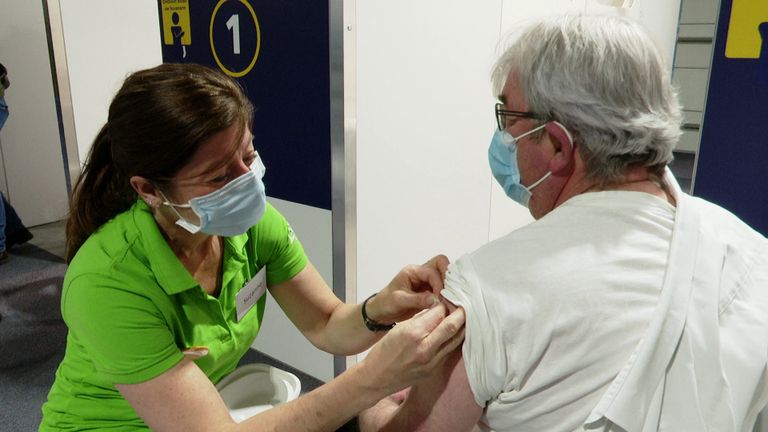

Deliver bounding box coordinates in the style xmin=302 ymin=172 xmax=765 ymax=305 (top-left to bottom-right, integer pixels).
xmin=66 ymin=63 xmax=253 ymax=262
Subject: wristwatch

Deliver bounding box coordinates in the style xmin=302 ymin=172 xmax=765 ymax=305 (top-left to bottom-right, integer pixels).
xmin=361 ymin=293 xmax=396 ymax=332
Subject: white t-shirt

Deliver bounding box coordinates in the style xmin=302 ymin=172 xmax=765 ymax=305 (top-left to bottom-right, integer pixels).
xmin=442 ymin=191 xmax=676 ymax=432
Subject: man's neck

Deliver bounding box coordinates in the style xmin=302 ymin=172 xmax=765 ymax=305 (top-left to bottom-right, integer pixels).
xmin=557 ymin=162 xmax=676 ymax=208
xmin=586 ymin=166 xmax=676 ymax=206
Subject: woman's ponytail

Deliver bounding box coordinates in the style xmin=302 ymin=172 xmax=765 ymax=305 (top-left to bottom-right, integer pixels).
xmin=65 ymin=123 xmax=135 ymax=262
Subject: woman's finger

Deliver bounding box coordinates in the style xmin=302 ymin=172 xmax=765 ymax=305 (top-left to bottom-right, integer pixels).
xmin=421 ymin=307 xmax=465 ymax=355
xmin=392 ymin=290 xmax=440 ymax=313
xmin=430 ymin=326 xmax=466 ymax=368
xmin=405 ymin=303 xmax=448 ymax=335
xmin=423 ymin=254 xmax=450 ymax=279
xmin=406 ymin=264 xmax=444 ymax=294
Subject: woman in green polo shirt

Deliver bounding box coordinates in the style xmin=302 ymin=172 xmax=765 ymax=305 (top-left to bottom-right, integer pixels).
xmin=40 ymin=64 xmax=465 ymax=431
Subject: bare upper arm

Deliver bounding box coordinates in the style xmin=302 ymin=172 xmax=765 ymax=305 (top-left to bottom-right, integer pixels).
xmin=360 ymin=345 xmax=484 ymax=432
xmin=116 ymin=358 xmax=237 ymax=432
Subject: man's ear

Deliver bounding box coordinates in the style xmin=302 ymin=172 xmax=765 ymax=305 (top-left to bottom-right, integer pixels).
xmin=130 ymin=176 xmax=161 ymax=208
xmin=545 ymin=121 xmax=575 ymax=176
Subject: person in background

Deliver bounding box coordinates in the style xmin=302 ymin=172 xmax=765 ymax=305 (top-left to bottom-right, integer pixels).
xmin=0 ymin=62 xmax=9 ymax=131
xmin=0 ymin=194 xmax=34 ymax=263
xmin=0 ymin=62 xmax=34 ymax=264
xmin=0 ymin=195 xmax=5 ymax=263
xmin=360 ymin=15 xmax=768 ymax=432
xmin=40 ymin=63 xmax=465 ymax=431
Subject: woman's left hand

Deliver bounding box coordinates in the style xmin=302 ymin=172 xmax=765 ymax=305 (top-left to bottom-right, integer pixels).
xmin=365 ymin=254 xmax=450 ymax=325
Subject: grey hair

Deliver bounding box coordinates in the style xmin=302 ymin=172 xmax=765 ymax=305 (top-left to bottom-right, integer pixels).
xmin=492 ymin=15 xmax=682 ymax=185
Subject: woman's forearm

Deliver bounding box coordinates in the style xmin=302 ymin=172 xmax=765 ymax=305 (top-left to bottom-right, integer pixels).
xmin=313 ymin=301 xmax=386 ymax=355
xmin=269 ymin=264 xmax=388 ymax=355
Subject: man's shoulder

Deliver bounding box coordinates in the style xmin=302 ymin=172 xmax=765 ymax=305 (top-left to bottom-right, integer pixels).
xmin=685 ymin=195 xmax=766 ymax=245
xmin=484 ymin=193 xmax=623 ymax=245
xmin=683 ymin=195 xmax=768 ymax=296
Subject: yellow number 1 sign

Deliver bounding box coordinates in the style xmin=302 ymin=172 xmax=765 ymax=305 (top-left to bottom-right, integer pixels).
xmin=209 ymin=0 xmax=261 ymax=78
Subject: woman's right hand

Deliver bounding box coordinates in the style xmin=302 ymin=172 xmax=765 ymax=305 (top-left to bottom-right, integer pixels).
xmin=362 ymin=254 xmax=451 ymax=326
xmin=359 ymin=303 xmax=466 ymax=397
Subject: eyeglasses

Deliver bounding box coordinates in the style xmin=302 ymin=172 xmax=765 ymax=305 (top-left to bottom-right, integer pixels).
xmin=495 ymin=102 xmax=540 ymax=131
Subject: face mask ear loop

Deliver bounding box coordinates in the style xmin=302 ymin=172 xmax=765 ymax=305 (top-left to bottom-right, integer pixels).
xmin=550 ymin=120 xmax=575 ymax=150
xmin=155 ymin=188 xmax=201 ymax=233
xmin=518 ymin=123 xmax=553 ymax=192
xmin=157 ymin=188 xmax=192 ymax=209
xmin=513 ymin=123 xmax=547 ymax=142
xmin=526 ymin=171 xmax=553 ymax=192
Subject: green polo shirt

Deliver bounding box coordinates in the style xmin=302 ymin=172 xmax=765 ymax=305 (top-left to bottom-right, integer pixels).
xmin=40 ymin=200 xmax=307 ymax=430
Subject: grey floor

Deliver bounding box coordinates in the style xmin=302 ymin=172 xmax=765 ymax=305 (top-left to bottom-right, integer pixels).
xmin=0 ymin=219 xmax=341 ymax=431
xmin=26 ymin=219 xmax=67 ymax=260
xmin=0 ymin=219 xmax=69 ymax=431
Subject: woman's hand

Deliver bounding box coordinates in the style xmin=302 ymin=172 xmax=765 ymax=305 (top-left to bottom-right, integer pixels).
xmin=365 ymin=254 xmax=451 ymax=325
xmin=359 ymin=303 xmax=466 ymax=397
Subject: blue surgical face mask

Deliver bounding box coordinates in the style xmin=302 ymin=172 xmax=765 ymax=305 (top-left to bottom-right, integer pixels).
xmin=160 ymin=154 xmax=267 ymax=236
xmin=488 ymin=125 xmax=552 ymax=207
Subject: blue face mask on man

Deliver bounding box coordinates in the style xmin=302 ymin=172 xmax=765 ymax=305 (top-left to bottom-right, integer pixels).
xmin=488 ymin=125 xmax=551 ymax=207
xmin=160 ymin=154 xmax=267 ymax=236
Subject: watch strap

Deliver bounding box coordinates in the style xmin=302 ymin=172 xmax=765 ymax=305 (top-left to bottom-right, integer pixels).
xmin=362 ymin=293 xmax=396 ymax=332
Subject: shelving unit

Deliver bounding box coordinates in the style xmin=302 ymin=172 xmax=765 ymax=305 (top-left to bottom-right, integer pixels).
xmin=670 ymin=0 xmax=720 ymax=192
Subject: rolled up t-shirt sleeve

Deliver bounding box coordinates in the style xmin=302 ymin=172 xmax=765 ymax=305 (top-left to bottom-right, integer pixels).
xmin=441 ymin=257 xmax=508 ymax=407
xmin=253 ymin=204 xmax=308 ymax=286
xmin=62 ymin=274 xmax=184 ymax=385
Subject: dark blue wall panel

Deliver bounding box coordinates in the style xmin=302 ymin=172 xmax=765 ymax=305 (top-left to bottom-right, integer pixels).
xmin=157 ymin=0 xmax=331 ymax=210
xmin=695 ymin=0 xmax=767 ymax=235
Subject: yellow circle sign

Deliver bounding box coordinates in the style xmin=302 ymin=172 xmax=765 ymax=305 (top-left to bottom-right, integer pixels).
xmin=209 ymin=0 xmax=261 ymax=78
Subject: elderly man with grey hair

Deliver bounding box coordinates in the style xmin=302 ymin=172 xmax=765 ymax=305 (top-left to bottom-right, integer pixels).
xmin=360 ymin=14 xmax=768 ymax=432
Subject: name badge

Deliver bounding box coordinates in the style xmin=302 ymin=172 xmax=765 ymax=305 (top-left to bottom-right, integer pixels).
xmin=236 ymin=266 xmax=267 ymax=322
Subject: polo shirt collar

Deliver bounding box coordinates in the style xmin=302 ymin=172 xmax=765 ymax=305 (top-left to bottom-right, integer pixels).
xmin=130 ymin=200 xmax=251 ymax=296
xmin=132 ymin=200 xmax=198 ymax=295
xmin=221 ymin=231 xmax=250 ymax=289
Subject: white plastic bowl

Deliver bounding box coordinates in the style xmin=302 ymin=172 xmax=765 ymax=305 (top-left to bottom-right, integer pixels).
xmin=216 ymin=363 xmax=302 ymax=423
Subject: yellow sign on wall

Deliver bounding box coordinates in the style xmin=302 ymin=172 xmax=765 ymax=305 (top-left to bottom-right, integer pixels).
xmin=161 ymin=0 xmax=191 ymax=46
xmin=725 ymin=0 xmax=768 ymax=58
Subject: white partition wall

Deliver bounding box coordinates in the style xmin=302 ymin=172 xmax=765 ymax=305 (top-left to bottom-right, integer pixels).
xmin=251 ymin=198 xmax=334 ymax=381
xmin=355 ymin=0 xmax=506 ymax=314
xmin=57 ymin=0 xmax=163 ymax=164
xmin=352 ymin=0 xmax=682 ymax=364
xmin=0 ymin=0 xmax=68 ymax=226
